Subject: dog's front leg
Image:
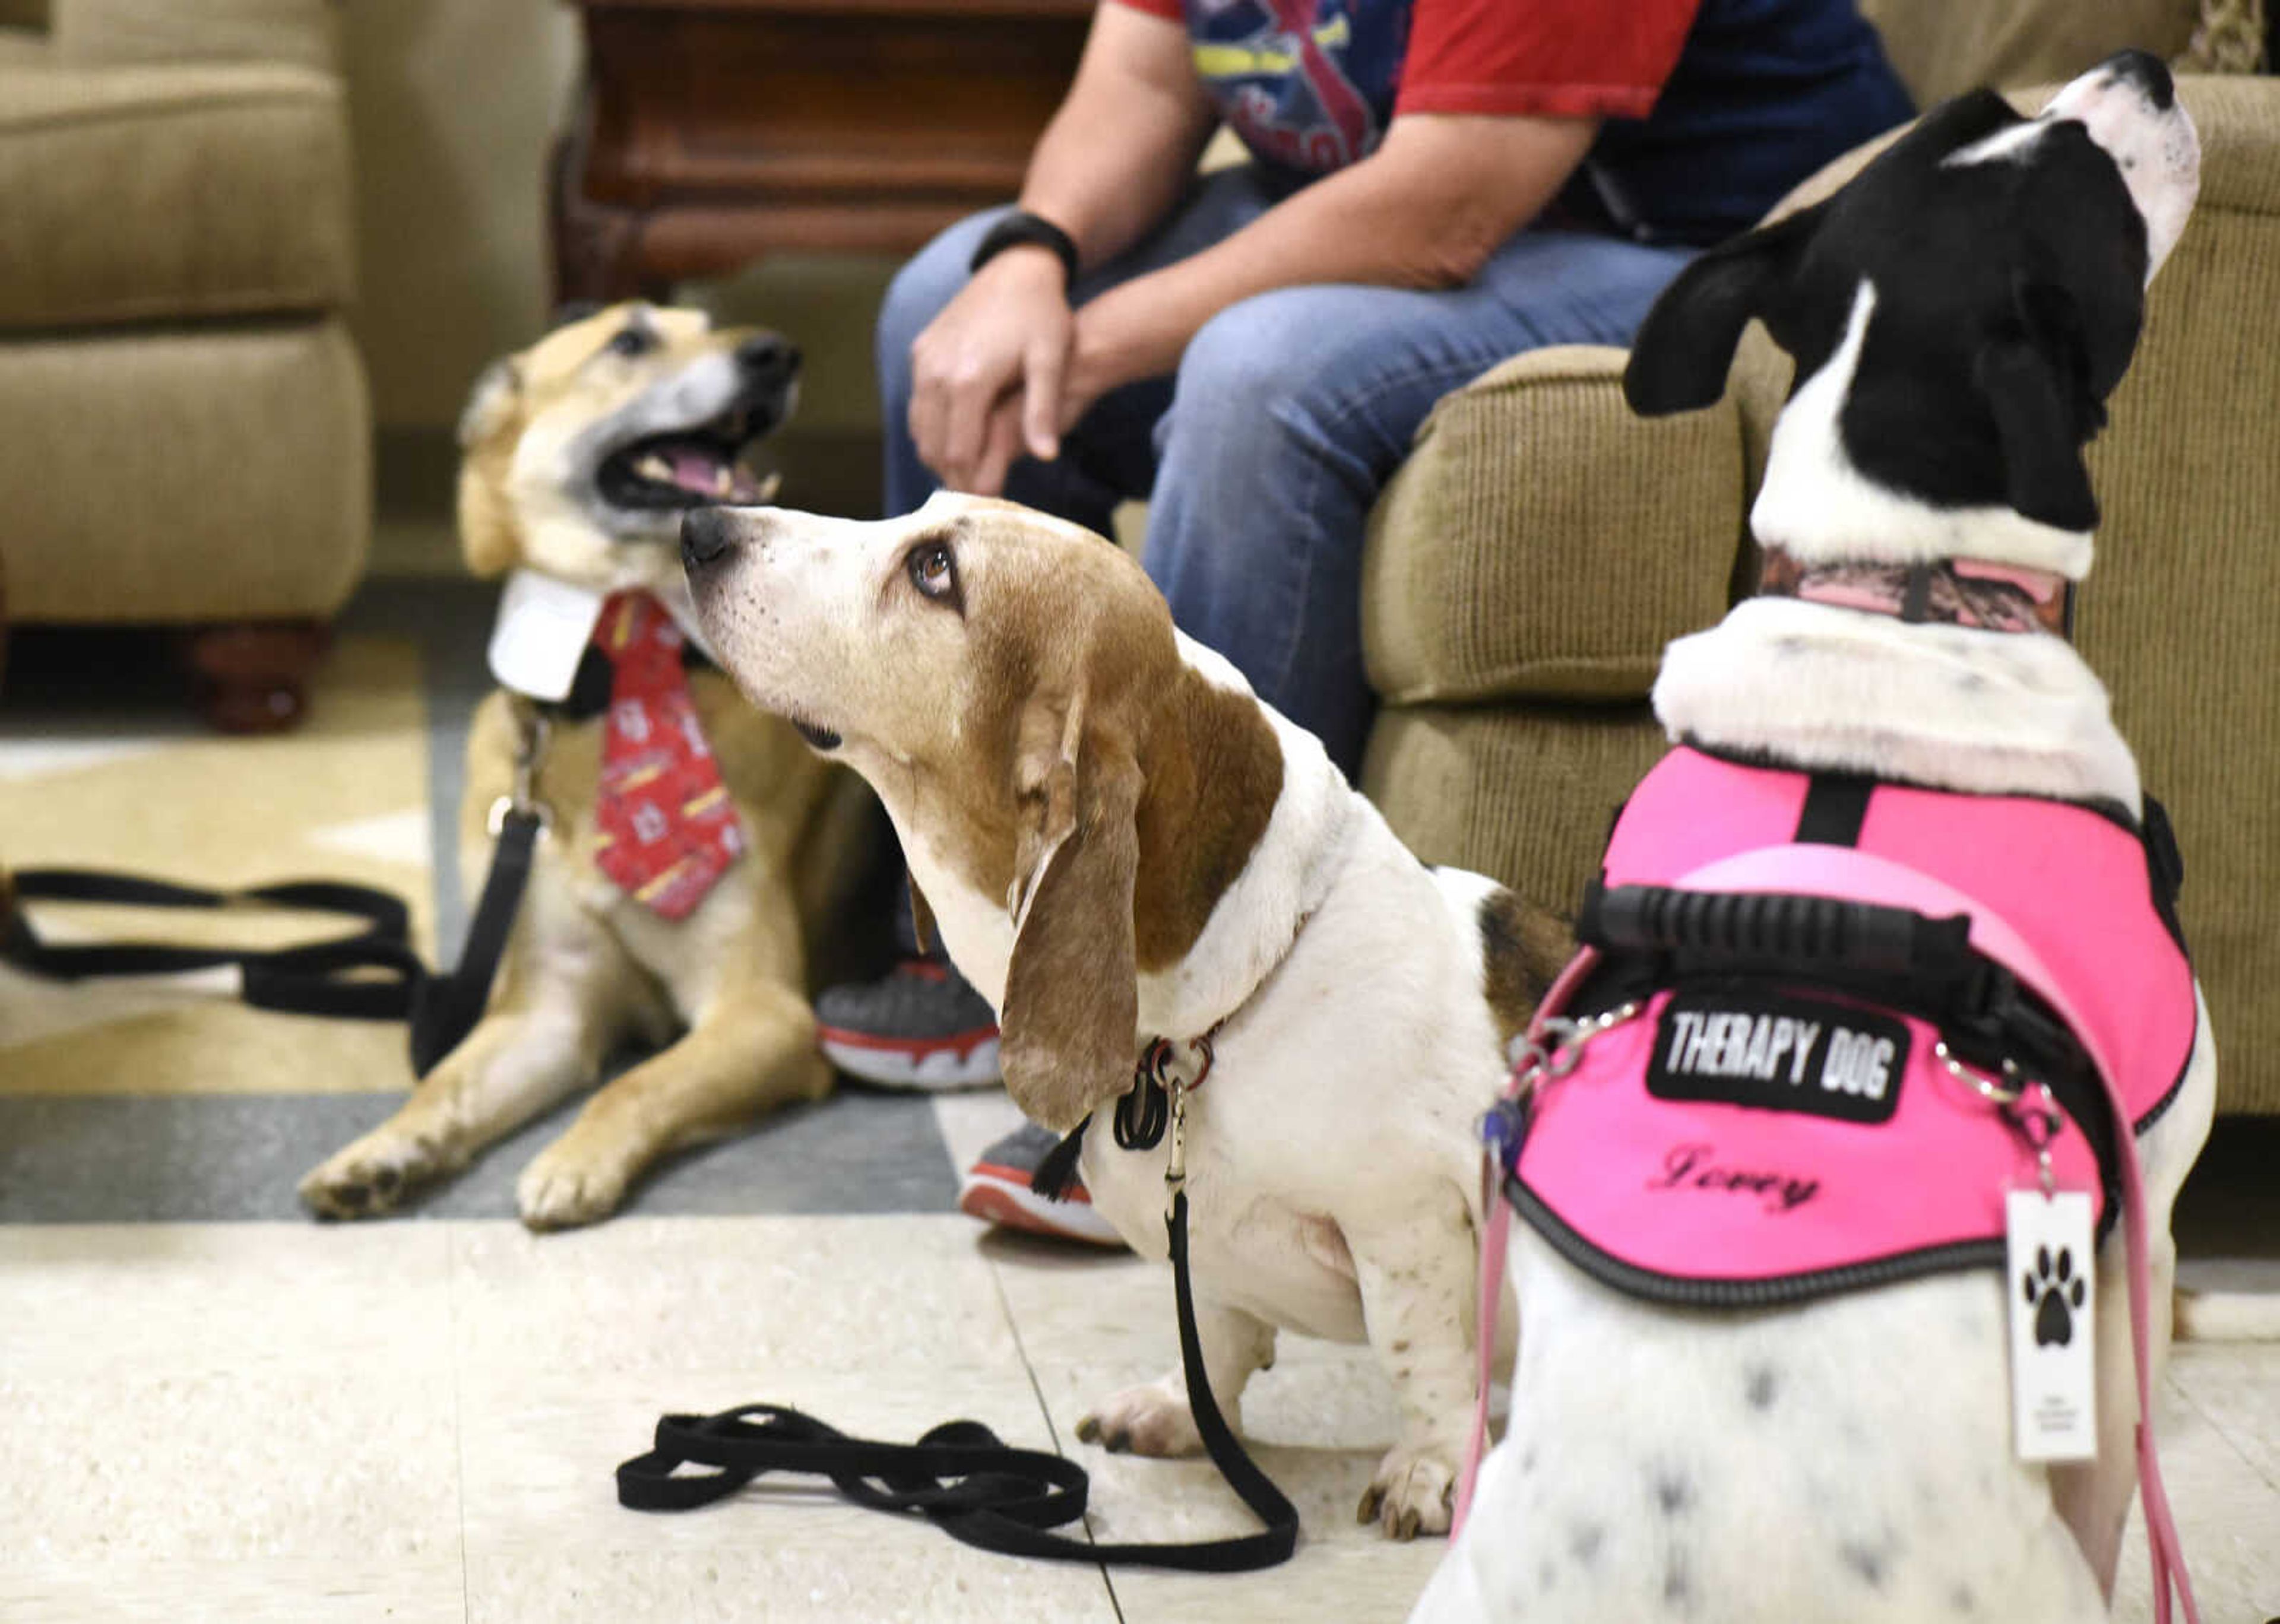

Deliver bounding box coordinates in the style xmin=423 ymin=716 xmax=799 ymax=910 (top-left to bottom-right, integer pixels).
xmin=299 ymin=992 xmax=613 ymax=1219
xmin=1352 ymin=1190 xmax=1478 ymax=1540
xmin=1075 ymin=1301 xmax=1277 ymax=1458
xmin=515 ymin=976 xmax=829 ymax=1229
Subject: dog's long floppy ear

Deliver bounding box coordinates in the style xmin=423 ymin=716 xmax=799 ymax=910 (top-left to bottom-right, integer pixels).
xmin=999 ymin=681 xmax=1144 ymax=1134
xmin=1624 ymin=202 xmax=1828 ymax=417
xmin=1976 ymin=275 xmax=2105 ymax=534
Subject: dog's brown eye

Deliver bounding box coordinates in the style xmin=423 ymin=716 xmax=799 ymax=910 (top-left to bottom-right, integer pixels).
xmin=906 ymin=541 xmax=958 ymax=605
xmin=607 ymin=326 xmax=657 ymax=359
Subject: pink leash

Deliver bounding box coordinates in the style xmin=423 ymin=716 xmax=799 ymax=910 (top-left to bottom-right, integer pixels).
xmin=1448 ymin=952 xmax=2200 ymax=1624
xmin=1452 ymin=947 xmax=1599 ymax=1536
xmin=2069 ymin=1023 xmax=2200 ymax=1624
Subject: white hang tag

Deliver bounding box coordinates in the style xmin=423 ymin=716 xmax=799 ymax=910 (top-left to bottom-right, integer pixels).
xmin=2005 ymin=1188 xmax=2098 ymax=1462
xmin=487 ymin=569 xmax=607 ymax=701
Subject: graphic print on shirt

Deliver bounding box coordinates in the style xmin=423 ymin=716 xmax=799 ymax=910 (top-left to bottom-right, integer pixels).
xmin=1186 ymin=0 xmax=1405 ymax=172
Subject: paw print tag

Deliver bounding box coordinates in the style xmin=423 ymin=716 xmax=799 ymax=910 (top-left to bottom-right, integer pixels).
xmin=2004 ymin=1189 xmax=2097 ymax=1462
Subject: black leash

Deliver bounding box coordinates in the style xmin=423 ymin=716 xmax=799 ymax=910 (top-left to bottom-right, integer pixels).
xmin=616 ymin=1070 xmax=1299 ymax=1572
xmin=2 ymin=804 xmax=544 ymax=1080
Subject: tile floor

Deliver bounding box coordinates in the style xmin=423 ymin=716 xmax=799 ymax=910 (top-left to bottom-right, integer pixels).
xmin=3 ymin=1084 xmax=2276 ymax=1623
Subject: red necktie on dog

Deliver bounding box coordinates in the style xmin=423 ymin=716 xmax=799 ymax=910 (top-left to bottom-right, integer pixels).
xmin=592 ymin=592 xmax=748 ymax=919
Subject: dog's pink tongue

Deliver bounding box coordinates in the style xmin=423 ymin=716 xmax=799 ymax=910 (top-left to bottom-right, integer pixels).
xmin=667 ymin=449 xmax=721 ymax=494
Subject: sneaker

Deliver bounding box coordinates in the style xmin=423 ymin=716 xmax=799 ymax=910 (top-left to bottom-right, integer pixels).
xmin=959 ymin=1122 xmax=1126 ymax=1246
xmin=815 ymin=956 xmax=1002 ymax=1090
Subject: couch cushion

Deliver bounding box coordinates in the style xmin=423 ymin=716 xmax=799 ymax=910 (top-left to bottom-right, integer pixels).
xmin=0 ymin=318 xmax=369 ymax=621
xmin=0 ymin=60 xmax=352 ymax=331
xmin=1362 ymin=701 xmax=1668 ymax=916
xmin=54 ymin=0 xmax=341 ymax=76
xmin=1858 ymin=0 xmax=2199 ymax=106
xmin=1363 ymin=345 xmax=1747 ymax=706
xmin=2076 ymin=135 xmax=2280 ymax=1120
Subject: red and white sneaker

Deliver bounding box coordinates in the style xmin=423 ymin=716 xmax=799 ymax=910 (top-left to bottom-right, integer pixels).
xmin=815 ymin=957 xmax=1002 ymax=1091
xmin=958 ymin=1123 xmax=1126 ymax=1247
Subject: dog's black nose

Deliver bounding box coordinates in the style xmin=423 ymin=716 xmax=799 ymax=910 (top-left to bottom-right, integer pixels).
xmin=2106 ymin=48 xmax=2175 ymax=112
xmin=681 ymin=507 xmax=739 ymax=572
xmin=736 ymin=335 xmax=801 ymax=385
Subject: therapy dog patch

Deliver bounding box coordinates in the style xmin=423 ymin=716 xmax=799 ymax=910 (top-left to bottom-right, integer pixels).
xmin=1646 ymin=988 xmax=1908 ymax=1125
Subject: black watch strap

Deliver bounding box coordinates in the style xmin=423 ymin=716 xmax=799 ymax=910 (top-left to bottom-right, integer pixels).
xmin=969 ymin=211 xmax=1081 ymax=286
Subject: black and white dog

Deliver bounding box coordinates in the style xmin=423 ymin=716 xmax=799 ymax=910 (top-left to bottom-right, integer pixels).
xmin=1415 ymin=53 xmax=2215 ymax=1624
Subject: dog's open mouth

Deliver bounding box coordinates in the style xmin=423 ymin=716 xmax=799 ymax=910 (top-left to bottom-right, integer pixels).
xmin=597 ymin=404 xmax=783 ymax=511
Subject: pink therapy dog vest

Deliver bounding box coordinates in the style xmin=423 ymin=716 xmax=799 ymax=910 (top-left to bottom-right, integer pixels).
xmin=1506 ymin=746 xmax=2196 ymax=1303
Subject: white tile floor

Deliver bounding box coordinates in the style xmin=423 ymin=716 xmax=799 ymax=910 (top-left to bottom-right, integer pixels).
xmin=2 ymin=1110 xmax=2276 ymax=1623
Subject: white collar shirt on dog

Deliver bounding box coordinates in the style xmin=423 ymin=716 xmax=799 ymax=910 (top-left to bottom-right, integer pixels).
xmin=489 ymin=567 xmax=723 ymax=702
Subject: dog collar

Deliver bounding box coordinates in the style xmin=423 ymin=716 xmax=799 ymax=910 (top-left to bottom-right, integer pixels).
xmin=1759 ymin=546 xmax=2070 ymax=636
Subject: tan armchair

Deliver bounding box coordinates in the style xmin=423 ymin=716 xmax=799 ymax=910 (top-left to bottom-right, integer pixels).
xmin=0 ymin=0 xmax=368 ymax=728
xmin=1358 ymin=1 xmax=2280 ymax=1112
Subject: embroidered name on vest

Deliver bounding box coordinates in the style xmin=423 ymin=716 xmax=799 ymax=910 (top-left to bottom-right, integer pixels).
xmin=1649 ymin=1142 xmax=1820 ymax=1213
xmin=1646 ymin=989 xmax=1908 ymax=1125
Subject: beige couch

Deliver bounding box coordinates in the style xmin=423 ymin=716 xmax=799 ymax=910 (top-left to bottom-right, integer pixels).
xmin=1358 ymin=0 xmax=2280 ymax=1113
xmin=0 ymin=0 xmax=368 ymax=723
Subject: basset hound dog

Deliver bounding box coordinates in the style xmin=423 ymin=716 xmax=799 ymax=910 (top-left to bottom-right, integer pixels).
xmin=683 ymin=491 xmax=1570 ymax=1538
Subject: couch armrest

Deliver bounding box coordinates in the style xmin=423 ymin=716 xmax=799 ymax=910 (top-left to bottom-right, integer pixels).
xmin=1361 ymin=344 xmax=1749 ymax=707
xmin=53 ymin=0 xmax=339 ymax=75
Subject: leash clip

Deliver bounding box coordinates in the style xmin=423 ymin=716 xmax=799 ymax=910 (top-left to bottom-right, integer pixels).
xmin=1163 ymin=1076 xmax=1189 ymax=1220
xmin=1530 ymin=1000 xmax=1643 ymax=1082
xmin=2004 ymin=1079 xmax=2064 ymax=1198
xmin=1937 ymin=1042 xmax=2064 ymax=1197
xmin=489 ymin=705 xmax=555 ymax=839
xmin=1492 ymin=1000 xmax=1641 ymax=1166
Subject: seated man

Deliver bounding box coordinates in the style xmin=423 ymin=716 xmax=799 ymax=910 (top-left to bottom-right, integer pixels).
xmin=822 ymin=0 xmax=1914 ymax=1235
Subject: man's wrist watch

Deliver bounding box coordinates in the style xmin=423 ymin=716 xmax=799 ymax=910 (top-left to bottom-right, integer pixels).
xmin=969 ymin=211 xmax=1081 ymax=288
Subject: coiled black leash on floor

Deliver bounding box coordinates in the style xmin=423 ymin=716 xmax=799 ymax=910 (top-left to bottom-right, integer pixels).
xmin=1 ymin=710 xmax=552 ymax=1079
xmin=615 ymin=1073 xmax=1300 ymax=1572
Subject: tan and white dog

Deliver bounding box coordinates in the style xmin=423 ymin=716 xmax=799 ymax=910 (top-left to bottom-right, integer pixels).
xmin=681 ymin=491 xmax=1570 ymax=1537
xmin=300 ymin=304 xmax=876 ymax=1229
xmin=1416 ymin=55 xmax=2218 ymax=1623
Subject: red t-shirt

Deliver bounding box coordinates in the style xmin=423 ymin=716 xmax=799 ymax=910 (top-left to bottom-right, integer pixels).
xmin=1109 ymin=0 xmax=1698 ymax=173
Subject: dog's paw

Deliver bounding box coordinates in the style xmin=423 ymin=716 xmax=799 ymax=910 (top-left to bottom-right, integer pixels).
xmin=299 ymin=1130 xmax=445 ymax=1219
xmin=1075 ymin=1379 xmax=1204 ymax=1458
xmin=1357 ymin=1444 xmax=1456 ymax=1541
xmin=515 ymin=1141 xmax=631 ymax=1231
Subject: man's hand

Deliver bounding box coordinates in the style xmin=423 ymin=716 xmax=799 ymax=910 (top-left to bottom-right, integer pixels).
xmin=908 ymin=245 xmax=1074 ymax=495
xmin=905 ymin=4 xmax=1210 ymax=496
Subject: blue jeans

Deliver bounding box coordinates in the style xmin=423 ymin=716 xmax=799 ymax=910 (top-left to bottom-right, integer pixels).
xmin=878 ymin=164 xmax=1694 ymax=774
